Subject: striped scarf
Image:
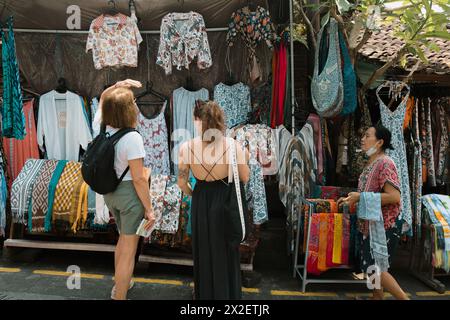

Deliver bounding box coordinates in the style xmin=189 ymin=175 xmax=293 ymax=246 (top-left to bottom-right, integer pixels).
xmin=52 ymin=161 xmax=82 ymax=231
xmin=10 ymin=159 xmax=44 ymax=224
xmin=29 ymin=160 xmax=58 ymax=232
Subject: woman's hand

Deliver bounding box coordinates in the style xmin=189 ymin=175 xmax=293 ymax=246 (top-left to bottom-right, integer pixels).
xmin=340 ymin=192 xmax=361 ymax=207
xmin=114 ymin=79 xmax=142 ymax=89
xmin=144 ymin=208 xmax=156 ymax=231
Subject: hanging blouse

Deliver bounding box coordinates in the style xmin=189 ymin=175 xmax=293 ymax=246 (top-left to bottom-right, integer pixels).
xmin=157 ymin=12 xmax=212 ymax=75
xmin=214 ymin=82 xmax=251 ymax=129
xmin=0 ymin=167 xmax=7 ymax=237
xmin=37 ymin=90 xmax=93 ymax=161
xmin=226 ymin=6 xmax=276 ymax=83
xmin=1 ymin=17 xmax=26 ymax=139
xmin=86 ymin=14 xmax=143 ymax=70
xmin=137 ymin=102 xmax=170 ymax=176
xmin=3 ymin=99 xmax=40 ymax=184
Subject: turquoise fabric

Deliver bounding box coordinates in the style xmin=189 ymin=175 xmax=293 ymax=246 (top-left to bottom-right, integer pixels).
xmin=358 ymin=192 xmax=390 ymax=272
xmin=186 ymin=177 xmax=197 ymax=236
xmin=0 ymin=167 xmax=7 ymax=237
xmin=338 ymin=30 xmax=357 ymax=115
xmin=44 ymin=160 xmax=68 ymax=232
xmin=1 ymin=17 xmax=26 ymax=139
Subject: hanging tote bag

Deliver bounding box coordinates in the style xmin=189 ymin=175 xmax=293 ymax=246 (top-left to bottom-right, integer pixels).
xmin=224 ymin=139 xmax=250 ymax=245
xmin=338 ymin=30 xmax=357 ymax=115
xmin=311 ymin=18 xmax=344 ymax=118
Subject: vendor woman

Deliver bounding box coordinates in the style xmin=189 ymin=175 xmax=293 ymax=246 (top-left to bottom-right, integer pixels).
xmin=338 ymin=125 xmax=409 ymax=300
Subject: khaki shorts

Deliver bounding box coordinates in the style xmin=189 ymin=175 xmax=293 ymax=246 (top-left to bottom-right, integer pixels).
xmin=104 ymin=181 xmax=144 ymax=235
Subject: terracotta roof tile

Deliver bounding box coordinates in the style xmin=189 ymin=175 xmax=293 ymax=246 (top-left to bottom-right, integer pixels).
xmin=358 ymin=22 xmax=450 ymax=74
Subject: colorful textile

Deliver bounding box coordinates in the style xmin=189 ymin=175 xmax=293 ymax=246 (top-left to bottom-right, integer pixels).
xmin=45 ymin=161 xmax=68 ymax=231
xmin=326 ymin=214 xmax=337 ymax=268
xmin=160 ymin=176 xmax=182 ymax=234
xmin=307 ymin=213 xmax=321 ymax=275
xmin=270 ymin=41 xmax=288 ymax=128
xmin=318 ymin=213 xmax=329 ymax=271
xmin=3 ymin=100 xmax=39 ymax=184
xmin=338 ymin=30 xmax=357 ymax=115
xmin=86 ymin=14 xmax=142 ymax=69
xmin=0 ymin=167 xmax=7 ymax=237
xmin=52 ymin=162 xmax=82 ymax=231
xmin=1 ymin=17 xmax=26 ymax=140
xmin=214 ymin=82 xmax=251 ymax=128
xmin=150 ymin=174 xmax=167 ymax=233
xmin=358 ymin=192 xmax=389 ymax=272
xmin=357 ymin=156 xmax=401 ymax=235
xmin=72 ymin=182 xmax=89 ymax=232
xmin=332 ymin=214 xmax=343 ymax=264
xmin=10 ymin=159 xmax=44 ymax=224
xmin=30 ymin=160 xmax=58 ymax=232
xmin=137 ymin=102 xmax=170 ymax=176
xmin=249 ymin=81 xmax=271 ymax=125
xmin=157 ymin=12 xmax=212 ymax=75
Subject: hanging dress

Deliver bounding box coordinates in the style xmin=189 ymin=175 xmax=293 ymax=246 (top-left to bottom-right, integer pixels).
xmin=137 ymin=102 xmax=170 ymax=176
xmin=377 ymin=84 xmax=413 ymax=235
xmin=189 ymin=145 xmax=241 ymax=300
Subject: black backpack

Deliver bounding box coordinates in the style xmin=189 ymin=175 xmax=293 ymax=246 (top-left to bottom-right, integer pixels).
xmin=81 ymin=125 xmax=137 ymax=195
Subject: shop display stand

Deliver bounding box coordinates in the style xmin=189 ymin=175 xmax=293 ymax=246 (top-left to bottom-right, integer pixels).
xmin=292 ymin=196 xmax=365 ymax=292
xmin=409 ymin=222 xmax=447 ymax=293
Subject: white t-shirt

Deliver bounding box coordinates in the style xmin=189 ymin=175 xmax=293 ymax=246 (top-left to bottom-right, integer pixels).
xmin=106 ymin=126 xmax=146 ymax=181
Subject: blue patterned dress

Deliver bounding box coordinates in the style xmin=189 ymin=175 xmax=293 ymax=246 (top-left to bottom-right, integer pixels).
xmin=378 ymin=84 xmax=413 ymax=235
xmin=214 ymin=83 xmax=251 ymax=129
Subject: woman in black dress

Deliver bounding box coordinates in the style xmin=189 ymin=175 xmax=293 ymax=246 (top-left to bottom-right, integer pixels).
xmin=177 ymin=100 xmax=250 ymax=300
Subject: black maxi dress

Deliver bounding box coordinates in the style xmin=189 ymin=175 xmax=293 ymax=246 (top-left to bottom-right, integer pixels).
xmin=191 ymin=178 xmax=242 ymax=300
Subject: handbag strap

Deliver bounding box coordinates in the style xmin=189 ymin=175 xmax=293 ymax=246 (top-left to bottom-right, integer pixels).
xmin=229 ymin=138 xmax=246 ymax=242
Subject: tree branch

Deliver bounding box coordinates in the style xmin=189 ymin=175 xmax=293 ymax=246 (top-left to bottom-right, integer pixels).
xmin=297 ymin=0 xmax=317 ymax=52
xmin=352 ymin=27 xmax=372 ymax=65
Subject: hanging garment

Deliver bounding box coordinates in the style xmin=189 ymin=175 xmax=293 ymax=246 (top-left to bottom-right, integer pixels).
xmin=412 ymin=99 xmax=423 ymax=235
xmin=137 ymin=102 xmax=170 ymax=176
xmin=306 ymin=213 xmax=321 ymax=275
xmin=214 ymin=82 xmax=251 ymax=129
xmin=149 ymin=174 xmax=167 ymax=236
xmin=306 ymin=114 xmax=324 ymax=184
xmin=270 ymin=41 xmax=288 ymax=128
xmin=434 ymin=101 xmax=449 ymax=186
xmin=86 ymin=13 xmax=142 ymax=70
xmin=298 ymin=123 xmax=317 ymax=183
xmin=3 ymin=99 xmax=40 ymax=184
xmin=422 ymin=98 xmax=436 ymax=186
xmin=226 ymin=6 xmax=277 ymax=83
xmin=157 ymin=12 xmax=212 ymax=75
xmin=0 ymin=167 xmax=7 ymax=237
xmin=1 ymin=17 xmax=26 ymax=140
xmin=311 ymin=18 xmax=343 ymax=118
xmin=332 ymin=213 xmax=343 ymax=264
xmin=338 ymin=30 xmax=357 ymax=115
xmin=94 ymin=193 xmax=110 ymax=225
xmin=249 ymin=81 xmax=271 ymax=125
xmin=358 ymin=192 xmax=390 ymax=272
xmin=37 ymin=90 xmax=92 ymax=161
xmin=160 ymin=176 xmax=182 ymax=234
xmin=172 ymin=87 xmax=209 ymax=173
xmin=29 ymin=160 xmax=58 ymax=232
xmin=91 ymin=98 xmax=100 ymax=138
xmin=52 ymin=161 xmax=83 ymax=231
xmin=191 ymin=179 xmax=242 ymax=299
xmin=378 ymin=84 xmax=413 ymax=234
xmin=274 ymin=125 xmax=293 ymax=176
xmin=10 ymin=159 xmax=44 ymax=224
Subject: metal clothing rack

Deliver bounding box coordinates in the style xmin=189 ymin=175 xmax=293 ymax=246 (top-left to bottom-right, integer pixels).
xmin=292 ymin=196 xmax=366 ymax=292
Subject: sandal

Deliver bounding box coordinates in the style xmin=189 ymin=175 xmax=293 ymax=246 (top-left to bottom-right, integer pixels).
xmin=111 ymin=280 xmax=135 ymax=299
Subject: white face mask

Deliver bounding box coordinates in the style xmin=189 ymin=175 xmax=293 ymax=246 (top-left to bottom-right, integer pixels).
xmin=365 ymin=146 xmax=378 ymax=157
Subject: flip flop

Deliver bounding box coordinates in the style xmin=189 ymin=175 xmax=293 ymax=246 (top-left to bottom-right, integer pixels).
xmin=111 ymin=280 xmax=135 ymax=299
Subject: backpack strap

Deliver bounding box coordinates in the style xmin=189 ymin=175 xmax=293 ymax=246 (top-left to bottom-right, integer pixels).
xmin=109 ymin=128 xmax=139 ymax=183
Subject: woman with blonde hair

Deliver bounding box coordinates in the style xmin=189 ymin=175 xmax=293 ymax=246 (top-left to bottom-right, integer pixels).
xmin=99 ymin=80 xmax=155 ymax=300
xmin=178 ymin=100 xmax=250 ymax=300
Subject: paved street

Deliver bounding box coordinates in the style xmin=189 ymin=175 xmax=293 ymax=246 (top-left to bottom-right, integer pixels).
xmin=1 ymin=218 xmax=450 ymax=300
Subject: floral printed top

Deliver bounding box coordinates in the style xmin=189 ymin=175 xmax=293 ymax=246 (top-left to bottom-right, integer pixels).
xmin=357 ymin=156 xmax=401 ymax=235
xmin=214 ymin=82 xmax=251 ymax=128
xmin=226 ymin=6 xmax=276 ymax=57
xmin=157 ymin=12 xmax=212 ymax=75
xmin=86 ymin=14 xmax=143 ymax=70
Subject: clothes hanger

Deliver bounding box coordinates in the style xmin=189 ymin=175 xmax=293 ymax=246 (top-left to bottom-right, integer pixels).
xmin=135 ymin=81 xmax=168 ymax=103
xmin=55 ymin=77 xmax=68 ymax=94
xmin=103 ymin=0 xmax=120 ymax=16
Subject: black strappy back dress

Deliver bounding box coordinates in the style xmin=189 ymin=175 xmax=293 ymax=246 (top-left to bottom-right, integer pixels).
xmin=189 ymin=145 xmax=242 ymax=300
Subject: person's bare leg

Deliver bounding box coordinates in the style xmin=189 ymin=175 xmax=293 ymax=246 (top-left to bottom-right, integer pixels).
xmin=114 ymin=235 xmax=140 ymax=300
xmin=372 ymin=288 xmax=384 ymax=300
xmin=380 ymin=272 xmax=409 ymax=300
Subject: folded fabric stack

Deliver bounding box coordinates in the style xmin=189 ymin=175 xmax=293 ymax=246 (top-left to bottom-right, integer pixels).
xmin=422 ymin=194 xmax=450 ymax=272
xmin=302 ymin=198 xmax=357 ymax=275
